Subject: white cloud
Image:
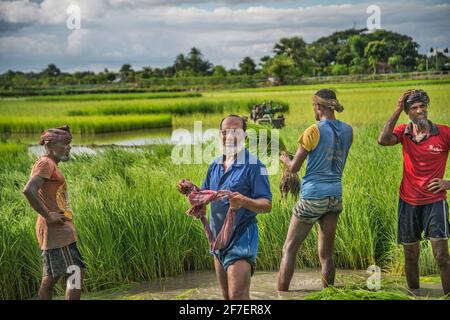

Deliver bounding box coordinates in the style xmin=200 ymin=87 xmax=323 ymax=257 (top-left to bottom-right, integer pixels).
xmin=0 ymin=34 xmax=61 ymax=56
xmin=0 ymin=1 xmax=449 ymax=72
xmin=0 ymin=0 xmax=40 ymax=23
xmin=66 ymin=29 xmax=90 ymax=55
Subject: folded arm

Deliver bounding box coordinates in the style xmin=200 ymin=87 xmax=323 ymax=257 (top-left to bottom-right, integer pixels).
xmin=23 ymin=175 xmax=68 ymax=225
xmin=228 ymin=193 xmax=272 ymax=214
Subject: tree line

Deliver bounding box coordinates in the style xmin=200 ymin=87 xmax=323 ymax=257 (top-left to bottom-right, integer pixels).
xmin=1 ymin=28 xmax=449 ymax=89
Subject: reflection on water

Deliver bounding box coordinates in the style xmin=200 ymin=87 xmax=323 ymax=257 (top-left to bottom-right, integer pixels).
xmin=6 ymin=127 xmax=219 ymax=156
xmin=81 ymin=269 xmax=444 ymax=300
xmin=28 ymin=145 xmax=100 ymax=157
xmin=5 ymin=128 xmax=174 ymax=145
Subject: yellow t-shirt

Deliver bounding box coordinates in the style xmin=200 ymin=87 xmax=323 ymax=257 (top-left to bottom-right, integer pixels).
xmin=297 ymin=124 xmax=320 ymax=152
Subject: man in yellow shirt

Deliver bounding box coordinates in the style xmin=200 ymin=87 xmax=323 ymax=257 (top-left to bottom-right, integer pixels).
xmin=278 ymin=89 xmax=353 ymax=291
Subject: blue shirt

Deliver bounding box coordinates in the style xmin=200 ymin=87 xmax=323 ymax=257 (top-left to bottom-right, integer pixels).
xmin=301 ymin=120 xmax=353 ymax=199
xmin=201 ymin=148 xmax=272 ymax=251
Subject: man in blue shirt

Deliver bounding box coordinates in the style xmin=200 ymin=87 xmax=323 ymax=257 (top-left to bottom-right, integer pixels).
xmin=277 ymin=89 xmax=353 ymax=292
xmin=201 ymin=114 xmax=272 ymax=300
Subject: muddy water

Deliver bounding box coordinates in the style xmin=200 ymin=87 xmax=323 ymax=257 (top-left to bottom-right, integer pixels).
xmin=5 ymin=128 xmax=173 ymax=145
xmin=83 ymin=269 xmax=444 ymax=300
xmin=12 ymin=127 xmax=219 ymax=156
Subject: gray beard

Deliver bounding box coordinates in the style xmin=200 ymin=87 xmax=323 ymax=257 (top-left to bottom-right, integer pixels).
xmin=413 ymin=118 xmax=429 ymax=131
xmin=46 ymin=150 xmax=69 ymax=162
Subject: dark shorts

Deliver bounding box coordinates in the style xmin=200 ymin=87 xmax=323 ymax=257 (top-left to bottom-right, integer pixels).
xmin=398 ymin=198 xmax=450 ymax=245
xmin=212 ymin=223 xmax=258 ymax=276
xmin=293 ymin=196 xmax=343 ymax=224
xmin=42 ymin=242 xmax=86 ymax=278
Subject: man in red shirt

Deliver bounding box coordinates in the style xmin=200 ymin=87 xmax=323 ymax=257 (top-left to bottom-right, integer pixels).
xmin=378 ymin=89 xmax=450 ymax=295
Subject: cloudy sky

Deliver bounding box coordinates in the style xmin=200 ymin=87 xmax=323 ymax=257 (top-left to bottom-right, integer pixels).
xmin=0 ymin=0 xmax=449 ymax=72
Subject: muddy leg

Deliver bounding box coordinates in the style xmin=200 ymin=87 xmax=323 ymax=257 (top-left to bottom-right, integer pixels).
xmin=317 ymin=213 xmax=339 ymax=288
xmin=278 ymin=215 xmax=314 ymax=291
xmin=227 ymin=260 xmax=252 ymax=300
xmin=430 ymin=239 xmax=450 ymax=295
xmin=38 ymin=276 xmax=60 ymax=300
xmin=214 ymin=257 xmax=229 ymax=300
xmin=403 ymin=242 xmax=420 ymax=290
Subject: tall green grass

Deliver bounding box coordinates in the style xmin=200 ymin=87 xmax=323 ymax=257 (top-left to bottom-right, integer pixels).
xmin=0 ymin=81 xmax=449 ymax=300
xmin=67 ymin=101 xmax=231 ymax=116
xmin=0 ymin=95 xmax=289 ymax=136
xmin=0 ymin=114 xmax=172 ymax=134
xmin=0 ymin=136 xmax=446 ymax=300
xmin=0 ymin=94 xmax=289 ymax=117
xmin=228 ymin=78 xmax=450 ymax=93
xmin=22 ymin=91 xmax=201 ymax=102
xmin=304 ymin=285 xmax=414 ymax=300
xmin=66 ymin=99 xmax=288 ymax=116
xmin=0 ymin=142 xmax=27 ymax=156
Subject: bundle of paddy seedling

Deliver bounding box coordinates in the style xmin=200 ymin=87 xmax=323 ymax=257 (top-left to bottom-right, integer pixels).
xmin=245 ymin=122 xmax=300 ymax=201
xmin=279 ymin=151 xmax=300 ymax=201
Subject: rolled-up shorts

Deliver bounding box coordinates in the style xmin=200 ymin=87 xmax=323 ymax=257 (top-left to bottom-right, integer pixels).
xmin=398 ymin=198 xmax=450 ymax=245
xmin=42 ymin=242 xmax=86 ymax=278
xmin=293 ymin=196 xmax=343 ymax=224
xmin=212 ymin=223 xmax=258 ymax=276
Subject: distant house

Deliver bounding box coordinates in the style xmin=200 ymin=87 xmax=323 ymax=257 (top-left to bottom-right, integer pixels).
xmin=268 ymin=77 xmax=282 ymax=86
xmin=376 ymin=62 xmax=391 ymax=74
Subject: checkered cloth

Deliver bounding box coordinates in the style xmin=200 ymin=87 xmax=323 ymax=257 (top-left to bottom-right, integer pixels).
xmin=177 ymin=179 xmax=235 ymax=251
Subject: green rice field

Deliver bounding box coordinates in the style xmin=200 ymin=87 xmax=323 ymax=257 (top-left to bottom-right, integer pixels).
xmin=0 ymin=79 xmax=449 ymax=299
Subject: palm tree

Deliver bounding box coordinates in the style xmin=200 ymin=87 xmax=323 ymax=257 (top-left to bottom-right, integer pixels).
xmin=274 ymin=36 xmax=307 ymax=68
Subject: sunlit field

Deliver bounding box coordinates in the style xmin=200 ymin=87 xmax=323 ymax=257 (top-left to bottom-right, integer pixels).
xmin=0 ymin=79 xmax=449 ymax=299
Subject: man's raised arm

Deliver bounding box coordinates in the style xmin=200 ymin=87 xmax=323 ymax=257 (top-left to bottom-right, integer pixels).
xmin=378 ymin=91 xmax=410 ymax=146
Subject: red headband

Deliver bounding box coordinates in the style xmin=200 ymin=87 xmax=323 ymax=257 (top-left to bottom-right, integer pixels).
xmin=39 ymin=127 xmax=72 ymax=146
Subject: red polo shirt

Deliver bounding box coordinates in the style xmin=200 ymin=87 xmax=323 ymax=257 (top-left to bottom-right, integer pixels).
xmin=393 ymin=122 xmax=450 ymax=205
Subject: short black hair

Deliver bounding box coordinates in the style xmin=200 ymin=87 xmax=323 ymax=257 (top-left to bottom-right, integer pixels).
xmin=315 ymin=88 xmax=337 ymax=100
xmin=220 ymin=114 xmax=247 ymax=132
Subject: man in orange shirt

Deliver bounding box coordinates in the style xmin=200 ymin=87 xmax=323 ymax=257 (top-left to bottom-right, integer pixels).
xmin=23 ymin=126 xmax=85 ymax=300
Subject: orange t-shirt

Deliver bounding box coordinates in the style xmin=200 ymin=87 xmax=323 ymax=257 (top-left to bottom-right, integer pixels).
xmin=30 ymin=156 xmax=77 ymax=250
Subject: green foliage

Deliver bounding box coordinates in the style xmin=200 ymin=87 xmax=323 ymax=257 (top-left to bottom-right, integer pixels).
xmin=388 ymin=55 xmax=403 ymax=73
xmin=0 ymin=114 xmax=172 ymax=134
xmin=0 ymin=81 xmax=449 ymax=300
xmin=274 ymin=36 xmax=308 ymax=69
xmin=305 ymin=285 xmax=413 ymax=300
xmin=365 ymin=40 xmax=389 ymax=74
xmin=66 ymin=100 xmax=255 ymax=116
xmin=331 ymin=64 xmax=349 ymax=76
xmin=262 ymin=55 xmax=296 ymax=83
xmin=213 ymin=65 xmax=228 ymax=77
xmin=173 ymin=47 xmax=213 ymax=76
xmin=239 ymin=57 xmax=257 ymax=75
xmin=0 ymin=28 xmax=435 ymax=92
xmin=23 ymin=92 xmax=202 ymax=102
